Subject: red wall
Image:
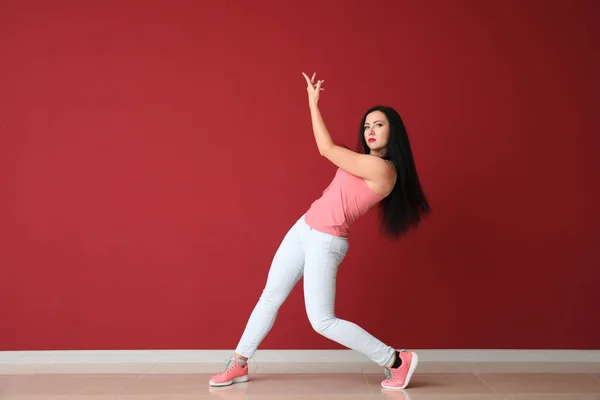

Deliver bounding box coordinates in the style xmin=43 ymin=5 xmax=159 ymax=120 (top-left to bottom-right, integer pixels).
xmin=1 ymin=0 xmax=599 ymax=351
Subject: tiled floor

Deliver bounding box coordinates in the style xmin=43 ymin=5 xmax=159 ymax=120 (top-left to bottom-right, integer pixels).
xmin=0 ymin=362 xmax=599 ymax=399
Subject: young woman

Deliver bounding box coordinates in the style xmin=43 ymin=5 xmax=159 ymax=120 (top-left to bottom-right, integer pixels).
xmin=209 ymin=73 xmax=431 ymax=390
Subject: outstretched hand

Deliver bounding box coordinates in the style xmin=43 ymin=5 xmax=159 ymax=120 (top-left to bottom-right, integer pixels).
xmin=302 ymin=72 xmax=324 ymax=107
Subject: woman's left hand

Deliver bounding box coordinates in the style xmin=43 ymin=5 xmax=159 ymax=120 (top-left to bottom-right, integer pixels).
xmin=302 ymin=72 xmax=325 ymax=107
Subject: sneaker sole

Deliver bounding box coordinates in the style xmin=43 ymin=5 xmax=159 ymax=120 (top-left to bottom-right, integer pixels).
xmin=381 ymin=352 xmax=419 ymax=390
xmin=209 ymin=375 xmax=249 ymax=387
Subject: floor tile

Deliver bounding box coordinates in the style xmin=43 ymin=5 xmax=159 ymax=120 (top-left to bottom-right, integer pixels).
xmin=118 ymin=397 xmax=213 ymax=400
xmin=365 ymin=373 xmax=495 ymax=394
xmin=3 ymin=396 xmax=117 ymax=400
xmin=246 ymin=374 xmax=372 ymax=396
xmin=3 ymin=362 xmax=600 ymax=400
xmin=502 ymin=395 xmax=600 ymax=400
xmin=245 ymin=395 xmax=374 ymax=400
xmin=0 ymin=374 xmax=137 ymax=396
xmin=375 ymin=394 xmax=503 ymax=400
xmin=120 ymin=374 xmax=245 ymax=396
xmin=477 ymin=373 xmax=600 ymax=394
xmin=119 ymin=386 xmax=247 ymax=400
xmin=470 ymin=363 xmax=600 ymax=374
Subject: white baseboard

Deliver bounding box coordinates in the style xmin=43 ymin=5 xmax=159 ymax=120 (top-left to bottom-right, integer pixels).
xmin=1 ymin=349 xmax=599 ymax=364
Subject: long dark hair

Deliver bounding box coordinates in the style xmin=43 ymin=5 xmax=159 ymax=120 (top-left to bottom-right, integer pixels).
xmin=358 ymin=105 xmax=431 ymax=238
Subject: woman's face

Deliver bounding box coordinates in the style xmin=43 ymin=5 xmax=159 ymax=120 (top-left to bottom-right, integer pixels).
xmin=364 ymin=110 xmax=390 ymax=156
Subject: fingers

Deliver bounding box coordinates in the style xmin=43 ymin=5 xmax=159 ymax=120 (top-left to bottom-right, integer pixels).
xmin=302 ymin=72 xmax=325 ymax=91
xmin=302 ymin=72 xmax=318 ymax=86
xmin=302 ymin=72 xmax=312 ymax=86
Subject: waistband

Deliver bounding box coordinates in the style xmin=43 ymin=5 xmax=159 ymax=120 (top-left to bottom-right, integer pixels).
xmin=299 ymin=214 xmax=348 ymax=240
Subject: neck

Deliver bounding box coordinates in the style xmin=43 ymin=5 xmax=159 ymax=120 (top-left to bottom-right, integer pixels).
xmin=370 ymin=150 xmax=386 ymax=157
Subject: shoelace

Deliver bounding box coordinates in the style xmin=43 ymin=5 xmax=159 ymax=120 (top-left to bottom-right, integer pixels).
xmin=384 ymin=368 xmax=393 ymax=380
xmin=218 ymin=359 xmax=233 ymax=374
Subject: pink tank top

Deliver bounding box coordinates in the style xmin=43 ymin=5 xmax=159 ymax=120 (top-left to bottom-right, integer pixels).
xmin=304 ymin=168 xmax=385 ymax=237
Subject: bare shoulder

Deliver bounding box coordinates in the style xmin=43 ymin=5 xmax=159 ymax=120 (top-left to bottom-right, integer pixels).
xmin=364 ymin=158 xmax=396 ymax=197
xmin=322 ymin=145 xmax=393 ymax=182
xmin=367 ymin=156 xmax=396 ymax=180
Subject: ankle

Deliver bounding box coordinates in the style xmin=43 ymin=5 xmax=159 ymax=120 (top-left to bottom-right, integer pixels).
xmin=233 ymin=353 xmax=248 ymax=366
xmin=387 ymin=350 xmax=402 ymax=369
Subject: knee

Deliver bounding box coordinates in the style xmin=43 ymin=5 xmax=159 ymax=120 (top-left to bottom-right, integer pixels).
xmin=307 ymin=312 xmax=337 ymax=335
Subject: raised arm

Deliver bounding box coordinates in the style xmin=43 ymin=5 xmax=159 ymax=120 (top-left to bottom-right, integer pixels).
xmin=302 ymin=72 xmax=390 ymax=181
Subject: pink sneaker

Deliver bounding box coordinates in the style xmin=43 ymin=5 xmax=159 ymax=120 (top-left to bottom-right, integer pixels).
xmin=209 ymin=359 xmax=249 ymax=387
xmin=381 ymin=350 xmax=419 ymax=390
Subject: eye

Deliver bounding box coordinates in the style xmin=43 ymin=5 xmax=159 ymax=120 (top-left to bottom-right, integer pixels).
xmin=376 ymin=123 xmax=383 ymax=127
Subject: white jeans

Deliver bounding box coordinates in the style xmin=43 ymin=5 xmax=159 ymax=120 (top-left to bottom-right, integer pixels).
xmin=235 ymin=215 xmax=395 ymax=366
